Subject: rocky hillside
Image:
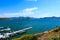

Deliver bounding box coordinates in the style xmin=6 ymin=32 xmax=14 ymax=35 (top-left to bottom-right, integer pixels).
xmin=12 ymin=27 xmax=60 ymax=40
xmin=35 ymin=27 xmax=60 ymax=40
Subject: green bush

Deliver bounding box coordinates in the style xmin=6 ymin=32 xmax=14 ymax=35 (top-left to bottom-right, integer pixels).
xmin=49 ymin=36 xmax=60 ymax=40
xmin=12 ymin=34 xmax=37 ymax=40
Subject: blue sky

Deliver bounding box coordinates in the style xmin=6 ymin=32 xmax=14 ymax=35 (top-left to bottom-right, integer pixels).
xmin=0 ymin=0 xmax=60 ymax=18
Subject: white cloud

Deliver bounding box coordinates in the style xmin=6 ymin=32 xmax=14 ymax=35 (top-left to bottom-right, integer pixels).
xmin=0 ymin=7 xmax=38 ymax=18
xmin=21 ymin=7 xmax=38 ymax=16
xmin=26 ymin=0 xmax=37 ymax=1
xmin=1 ymin=7 xmax=60 ymax=18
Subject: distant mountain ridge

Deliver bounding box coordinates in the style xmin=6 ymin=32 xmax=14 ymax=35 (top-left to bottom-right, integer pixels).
xmin=10 ymin=16 xmax=60 ymax=20
xmin=0 ymin=16 xmax=60 ymax=20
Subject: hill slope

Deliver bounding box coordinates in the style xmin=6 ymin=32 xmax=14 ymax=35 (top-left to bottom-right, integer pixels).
xmin=36 ymin=27 xmax=60 ymax=40
xmin=12 ymin=27 xmax=60 ymax=40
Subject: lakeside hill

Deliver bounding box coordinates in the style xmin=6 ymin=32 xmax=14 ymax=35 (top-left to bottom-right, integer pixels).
xmin=36 ymin=27 xmax=60 ymax=40
xmin=12 ymin=27 xmax=60 ymax=40
xmin=0 ymin=18 xmax=9 ymax=20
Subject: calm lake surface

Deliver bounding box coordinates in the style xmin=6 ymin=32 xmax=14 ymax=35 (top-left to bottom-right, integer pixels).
xmin=0 ymin=18 xmax=60 ymax=34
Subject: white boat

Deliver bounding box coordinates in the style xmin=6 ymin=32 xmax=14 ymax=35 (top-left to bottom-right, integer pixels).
xmin=0 ymin=27 xmax=11 ymax=32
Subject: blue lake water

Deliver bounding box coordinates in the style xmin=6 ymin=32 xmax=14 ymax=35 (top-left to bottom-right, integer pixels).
xmin=0 ymin=18 xmax=60 ymax=34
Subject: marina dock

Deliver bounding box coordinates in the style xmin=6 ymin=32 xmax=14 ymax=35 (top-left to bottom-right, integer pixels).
xmin=0 ymin=27 xmax=32 ymax=39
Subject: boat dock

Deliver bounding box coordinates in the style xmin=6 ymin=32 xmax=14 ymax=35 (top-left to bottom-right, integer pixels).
xmin=0 ymin=27 xmax=32 ymax=39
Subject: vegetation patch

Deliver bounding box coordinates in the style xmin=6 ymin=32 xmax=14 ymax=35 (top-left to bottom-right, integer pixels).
xmin=12 ymin=34 xmax=37 ymax=40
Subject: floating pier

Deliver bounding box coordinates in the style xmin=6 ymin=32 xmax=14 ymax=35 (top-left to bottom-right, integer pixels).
xmin=0 ymin=27 xmax=32 ymax=39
